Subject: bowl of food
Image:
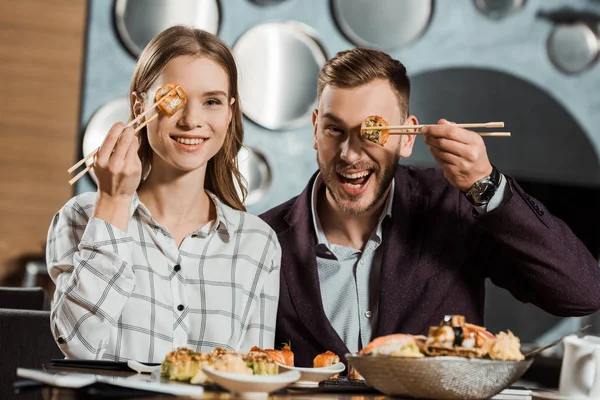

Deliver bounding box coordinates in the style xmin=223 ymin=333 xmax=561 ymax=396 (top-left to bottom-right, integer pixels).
xmin=347 ymin=315 xmax=533 ymax=400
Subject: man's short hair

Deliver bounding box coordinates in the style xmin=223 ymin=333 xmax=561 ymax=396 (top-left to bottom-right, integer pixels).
xmin=317 ymin=48 xmax=411 ymax=117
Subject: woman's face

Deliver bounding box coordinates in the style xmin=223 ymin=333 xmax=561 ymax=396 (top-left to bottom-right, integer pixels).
xmin=140 ymin=55 xmax=234 ymax=177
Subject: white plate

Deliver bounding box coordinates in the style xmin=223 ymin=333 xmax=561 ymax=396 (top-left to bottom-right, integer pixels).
xmin=201 ymin=367 xmax=300 ymax=398
xmin=127 ymin=360 xmax=162 ymax=374
xmin=277 ymin=362 xmax=346 ymax=388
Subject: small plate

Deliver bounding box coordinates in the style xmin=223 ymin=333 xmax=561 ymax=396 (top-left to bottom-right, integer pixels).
xmin=201 ymin=367 xmax=300 ymax=398
xmin=127 ymin=360 xmax=162 ymax=374
xmin=277 ymin=362 xmax=346 ymax=388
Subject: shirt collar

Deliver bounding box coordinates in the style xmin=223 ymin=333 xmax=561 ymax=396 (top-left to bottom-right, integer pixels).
xmin=310 ymin=172 xmax=394 ymax=247
xmin=129 ymin=190 xmax=232 ymax=236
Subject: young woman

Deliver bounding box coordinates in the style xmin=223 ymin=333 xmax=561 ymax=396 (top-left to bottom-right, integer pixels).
xmin=47 ymin=26 xmax=281 ymax=362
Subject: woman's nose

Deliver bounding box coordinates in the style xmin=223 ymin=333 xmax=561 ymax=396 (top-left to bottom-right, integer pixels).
xmin=176 ymin=101 xmax=204 ymax=130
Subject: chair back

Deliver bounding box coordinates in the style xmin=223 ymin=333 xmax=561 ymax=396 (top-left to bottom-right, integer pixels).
xmin=0 ymin=287 xmax=46 ymax=311
xmin=0 ymin=309 xmax=63 ymax=400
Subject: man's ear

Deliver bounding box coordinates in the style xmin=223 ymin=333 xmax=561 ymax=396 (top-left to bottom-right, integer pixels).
xmin=312 ymin=109 xmax=319 ymax=150
xmin=398 ymin=114 xmax=418 ymax=158
xmin=131 ymin=91 xmax=144 ymax=118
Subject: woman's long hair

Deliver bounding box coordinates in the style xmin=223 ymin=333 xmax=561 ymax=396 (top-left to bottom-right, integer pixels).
xmin=129 ymin=25 xmax=246 ymax=211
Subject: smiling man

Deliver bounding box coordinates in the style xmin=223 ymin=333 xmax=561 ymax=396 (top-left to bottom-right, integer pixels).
xmin=259 ymin=48 xmax=600 ymax=367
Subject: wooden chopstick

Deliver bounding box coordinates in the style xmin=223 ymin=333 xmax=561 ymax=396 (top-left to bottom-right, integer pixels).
xmin=67 ymin=86 xmax=178 ymax=174
xmin=361 ymin=121 xmax=504 ymax=131
xmin=68 ymin=113 xmax=159 ymax=186
xmin=390 ymin=131 xmax=511 ymax=137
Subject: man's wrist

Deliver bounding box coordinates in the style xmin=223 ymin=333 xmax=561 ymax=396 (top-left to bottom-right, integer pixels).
xmin=465 ymin=165 xmax=501 ymax=206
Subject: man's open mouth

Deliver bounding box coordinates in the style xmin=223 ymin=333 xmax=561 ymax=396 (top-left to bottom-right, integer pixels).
xmin=337 ymin=170 xmax=373 ymax=189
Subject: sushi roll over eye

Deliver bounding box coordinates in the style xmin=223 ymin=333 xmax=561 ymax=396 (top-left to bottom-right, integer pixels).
xmin=360 ymin=115 xmax=390 ymax=146
xmin=155 ymin=83 xmax=187 ymax=117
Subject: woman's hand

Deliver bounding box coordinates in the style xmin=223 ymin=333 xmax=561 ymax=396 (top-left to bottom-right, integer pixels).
xmin=92 ymin=123 xmax=142 ymax=231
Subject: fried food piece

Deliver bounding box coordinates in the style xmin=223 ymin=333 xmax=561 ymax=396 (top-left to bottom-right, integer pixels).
xmin=244 ymin=350 xmax=279 ymax=375
xmin=359 ymin=334 xmax=424 ymax=358
xmin=313 ymin=350 xmax=340 ymax=368
xmin=154 ymin=83 xmax=187 ymax=117
xmin=347 ymin=365 xmax=364 ymax=381
xmin=360 ymin=115 xmax=389 ymax=146
xmin=250 ymin=344 xmax=295 ymax=367
xmin=424 ymin=315 xmax=496 ymax=358
xmin=161 ymin=347 xmax=206 ymax=381
xmin=489 ymin=331 xmax=525 ymax=361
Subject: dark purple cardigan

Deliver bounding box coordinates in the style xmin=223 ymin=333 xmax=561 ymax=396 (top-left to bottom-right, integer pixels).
xmin=260 ymin=165 xmax=600 ymax=367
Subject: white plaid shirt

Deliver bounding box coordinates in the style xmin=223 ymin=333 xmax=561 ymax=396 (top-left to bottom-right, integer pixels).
xmin=47 ymin=191 xmax=281 ymax=362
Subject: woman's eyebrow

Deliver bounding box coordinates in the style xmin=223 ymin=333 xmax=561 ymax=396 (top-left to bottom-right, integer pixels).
xmin=202 ymin=90 xmax=228 ymax=97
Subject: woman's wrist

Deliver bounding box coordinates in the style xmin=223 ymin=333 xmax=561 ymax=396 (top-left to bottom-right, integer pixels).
xmin=93 ymin=193 xmax=134 ymax=232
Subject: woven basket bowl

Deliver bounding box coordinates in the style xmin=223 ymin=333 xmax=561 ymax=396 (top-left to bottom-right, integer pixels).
xmin=346 ymin=354 xmax=533 ymax=400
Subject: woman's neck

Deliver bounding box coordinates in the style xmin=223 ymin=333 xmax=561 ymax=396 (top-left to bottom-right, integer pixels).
xmin=137 ymin=165 xmax=214 ymax=228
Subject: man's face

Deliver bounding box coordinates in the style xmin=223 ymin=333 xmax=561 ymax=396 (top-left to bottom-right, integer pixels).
xmin=312 ymin=79 xmax=416 ymax=215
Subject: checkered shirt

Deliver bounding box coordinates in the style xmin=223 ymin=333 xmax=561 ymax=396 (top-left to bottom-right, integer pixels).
xmin=46 ymin=191 xmax=281 ymax=362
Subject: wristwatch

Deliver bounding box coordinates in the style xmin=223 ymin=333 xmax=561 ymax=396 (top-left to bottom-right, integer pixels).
xmin=465 ymin=165 xmax=501 ymax=206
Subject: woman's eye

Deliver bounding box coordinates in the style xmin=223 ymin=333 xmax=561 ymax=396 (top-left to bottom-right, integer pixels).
xmin=205 ymin=98 xmax=222 ymax=106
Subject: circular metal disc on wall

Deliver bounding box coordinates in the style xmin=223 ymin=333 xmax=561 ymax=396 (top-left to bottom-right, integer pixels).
xmin=547 ymin=22 xmax=599 ymax=75
xmin=82 ymin=97 xmax=131 ymax=185
xmin=331 ymin=0 xmax=432 ymax=50
xmin=233 ymin=22 xmax=327 ymax=131
xmin=237 ymin=146 xmax=272 ymax=206
xmin=473 ymin=0 xmax=526 ymax=19
xmin=114 ymin=0 xmax=220 ymax=58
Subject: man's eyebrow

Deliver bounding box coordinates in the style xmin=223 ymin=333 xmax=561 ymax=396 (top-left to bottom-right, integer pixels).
xmin=203 ymin=90 xmax=228 ymax=97
xmin=320 ymin=112 xmax=345 ymax=125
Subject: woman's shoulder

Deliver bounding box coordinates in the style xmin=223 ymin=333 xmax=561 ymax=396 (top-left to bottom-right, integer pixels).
xmin=214 ymin=199 xmax=278 ymax=240
xmin=224 ymin=206 xmax=277 ymax=235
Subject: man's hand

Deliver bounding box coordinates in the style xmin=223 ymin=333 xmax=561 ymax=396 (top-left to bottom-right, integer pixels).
xmin=421 ymin=119 xmax=493 ymax=192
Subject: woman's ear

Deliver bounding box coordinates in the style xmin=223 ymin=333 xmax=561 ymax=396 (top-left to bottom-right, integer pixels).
xmin=131 ymin=91 xmax=144 ymax=118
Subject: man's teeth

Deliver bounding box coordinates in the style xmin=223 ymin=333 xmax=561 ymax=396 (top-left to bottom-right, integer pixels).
xmin=175 ymin=137 xmax=205 ymax=145
xmin=339 ymin=171 xmax=370 ymax=179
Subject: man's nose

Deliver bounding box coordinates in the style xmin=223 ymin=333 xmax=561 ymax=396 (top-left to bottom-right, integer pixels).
xmin=340 ymin=132 xmax=363 ymax=164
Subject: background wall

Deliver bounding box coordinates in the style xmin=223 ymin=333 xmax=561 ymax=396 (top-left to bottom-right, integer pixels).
xmin=0 ymin=0 xmax=87 ymax=284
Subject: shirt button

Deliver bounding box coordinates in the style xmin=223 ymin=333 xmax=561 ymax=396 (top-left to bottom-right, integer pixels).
xmin=364 ymin=311 xmax=372 ymax=318
xmin=359 ymin=260 xmax=365 ymax=265
xmin=177 ymin=304 xmax=184 ymax=311
xmin=57 ymin=336 xmax=66 ymax=344
xmin=173 ymin=264 xmax=181 ymax=272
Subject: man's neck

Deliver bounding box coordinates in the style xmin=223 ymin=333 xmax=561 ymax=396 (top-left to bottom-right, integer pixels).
xmin=317 ymin=186 xmax=391 ymax=251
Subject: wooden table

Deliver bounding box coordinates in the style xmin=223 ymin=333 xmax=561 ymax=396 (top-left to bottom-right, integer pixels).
xmin=29 ymin=366 xmax=391 ymax=400
xmin=24 ymin=365 xmax=535 ymax=400
xmin=43 ymin=389 xmax=389 ymax=399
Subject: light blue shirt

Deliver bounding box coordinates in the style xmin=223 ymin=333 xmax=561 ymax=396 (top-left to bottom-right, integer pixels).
xmin=310 ymin=172 xmax=507 ymax=352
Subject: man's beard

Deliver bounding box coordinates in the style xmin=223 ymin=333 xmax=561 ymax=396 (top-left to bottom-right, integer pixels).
xmin=317 ymin=155 xmax=398 ymax=216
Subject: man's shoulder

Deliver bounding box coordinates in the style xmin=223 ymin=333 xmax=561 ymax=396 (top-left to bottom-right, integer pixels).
xmin=259 ymin=195 xmax=299 ymax=232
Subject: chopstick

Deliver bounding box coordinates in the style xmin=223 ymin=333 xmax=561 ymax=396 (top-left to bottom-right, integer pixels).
xmin=361 ymin=121 xmax=505 ymax=132
xmin=67 ymin=85 xmax=178 ymax=174
xmin=391 ymin=131 xmax=511 ymax=137
xmin=68 ymin=113 xmax=159 ymax=186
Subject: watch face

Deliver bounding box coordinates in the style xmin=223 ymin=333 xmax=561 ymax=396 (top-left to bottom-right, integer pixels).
xmin=468 ymin=180 xmax=496 ymax=205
